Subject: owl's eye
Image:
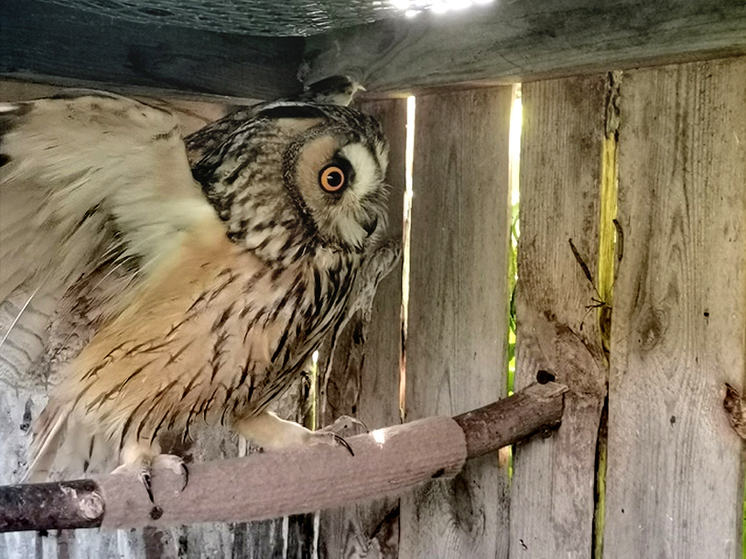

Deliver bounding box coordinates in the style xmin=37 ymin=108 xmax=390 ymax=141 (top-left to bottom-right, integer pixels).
xmin=319 ymin=161 xmax=350 ymax=193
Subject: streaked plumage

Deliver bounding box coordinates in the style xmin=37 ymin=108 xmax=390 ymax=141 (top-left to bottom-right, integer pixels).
xmin=0 ymin=88 xmax=394 ymax=483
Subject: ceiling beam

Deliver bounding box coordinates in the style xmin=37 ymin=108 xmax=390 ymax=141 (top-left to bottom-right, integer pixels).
xmin=0 ymin=0 xmax=304 ymax=101
xmin=304 ymin=0 xmax=746 ymax=94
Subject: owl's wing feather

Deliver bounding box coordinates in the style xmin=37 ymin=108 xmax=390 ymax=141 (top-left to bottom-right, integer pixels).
xmin=0 ymin=92 xmax=224 ymax=344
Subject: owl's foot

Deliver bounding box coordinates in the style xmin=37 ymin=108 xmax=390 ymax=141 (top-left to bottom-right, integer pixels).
xmin=112 ymin=448 xmax=188 ymax=503
xmin=309 ymin=414 xmax=368 ymax=456
xmin=233 ymin=411 xmax=358 ymax=456
xmin=307 ymin=430 xmax=354 ymax=456
xmin=319 ymin=414 xmax=368 ymax=436
xmin=152 ymin=454 xmax=189 ymax=492
xmin=111 ymin=455 xmax=156 ymax=502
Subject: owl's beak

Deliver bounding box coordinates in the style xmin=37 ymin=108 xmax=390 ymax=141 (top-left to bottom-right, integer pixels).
xmin=362 ymin=216 xmax=378 ymax=237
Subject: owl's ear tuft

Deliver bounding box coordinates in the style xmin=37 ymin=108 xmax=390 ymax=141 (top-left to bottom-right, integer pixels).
xmin=256 ymin=103 xmax=327 ymax=121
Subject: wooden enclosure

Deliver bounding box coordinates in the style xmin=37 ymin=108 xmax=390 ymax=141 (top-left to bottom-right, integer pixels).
xmin=2 ymin=1 xmax=746 ymax=558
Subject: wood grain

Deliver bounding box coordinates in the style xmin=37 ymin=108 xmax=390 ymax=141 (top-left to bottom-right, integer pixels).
xmin=0 ymin=0 xmax=302 ymax=100
xmin=305 ymin=0 xmax=746 ymax=93
xmin=317 ymin=98 xmax=407 ymax=559
xmin=400 ymin=88 xmax=512 ymax=559
xmin=510 ymin=74 xmax=609 ymax=559
xmin=603 ymin=57 xmax=746 ymax=559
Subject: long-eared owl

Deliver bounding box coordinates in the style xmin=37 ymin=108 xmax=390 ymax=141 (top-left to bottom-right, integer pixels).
xmin=0 ymin=88 xmax=395 ymax=484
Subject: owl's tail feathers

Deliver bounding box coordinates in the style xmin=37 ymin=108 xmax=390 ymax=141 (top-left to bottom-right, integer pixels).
xmin=24 ymin=400 xmax=73 ymax=483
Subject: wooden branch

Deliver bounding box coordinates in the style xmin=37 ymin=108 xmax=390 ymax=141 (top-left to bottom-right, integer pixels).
xmin=0 ymin=479 xmax=104 ymax=531
xmin=0 ymin=381 xmax=566 ymax=534
xmin=454 ymin=380 xmax=567 ymax=459
xmin=0 ymin=0 xmax=303 ymax=100
xmin=304 ymin=0 xmax=746 ymax=93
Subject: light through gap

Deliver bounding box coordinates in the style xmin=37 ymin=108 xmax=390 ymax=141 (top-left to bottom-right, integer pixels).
xmin=507 ymin=84 xmax=522 ymax=397
xmin=504 ymin=84 xmax=522 ymax=478
xmin=400 ymin=95 xmax=416 ymax=421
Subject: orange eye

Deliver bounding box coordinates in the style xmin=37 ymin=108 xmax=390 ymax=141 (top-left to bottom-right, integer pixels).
xmin=319 ymin=165 xmax=347 ymax=192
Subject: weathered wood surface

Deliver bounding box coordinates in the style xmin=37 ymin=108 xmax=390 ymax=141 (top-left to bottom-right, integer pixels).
xmin=603 ymin=57 xmax=746 ymax=559
xmin=400 ymin=88 xmax=512 ymax=559
xmin=510 ymin=74 xmax=609 ymax=559
xmin=0 ymin=0 xmax=302 ymax=101
xmin=304 ymin=0 xmax=746 ymax=94
xmin=317 ymin=98 xmax=407 ymax=559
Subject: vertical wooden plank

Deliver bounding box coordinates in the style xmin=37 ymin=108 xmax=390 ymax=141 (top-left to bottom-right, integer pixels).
xmin=317 ymin=97 xmax=407 ymax=559
xmin=603 ymin=57 xmax=746 ymax=559
xmin=400 ymin=88 xmax=512 ymax=558
xmin=509 ymin=75 xmax=608 ymax=559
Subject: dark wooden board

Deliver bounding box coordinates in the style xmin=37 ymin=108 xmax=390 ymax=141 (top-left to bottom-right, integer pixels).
xmin=304 ymin=0 xmax=746 ymax=94
xmin=0 ymin=0 xmax=303 ymax=100
xmin=400 ymin=87 xmax=512 ymax=558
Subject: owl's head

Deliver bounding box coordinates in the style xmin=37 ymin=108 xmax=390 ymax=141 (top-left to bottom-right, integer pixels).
xmin=193 ymin=103 xmax=390 ymax=263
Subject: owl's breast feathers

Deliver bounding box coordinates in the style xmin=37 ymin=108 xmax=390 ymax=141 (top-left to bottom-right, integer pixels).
xmin=56 ymin=223 xmax=358 ymax=452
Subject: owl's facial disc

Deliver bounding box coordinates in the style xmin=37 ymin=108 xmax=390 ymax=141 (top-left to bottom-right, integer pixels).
xmin=291 ymin=133 xmax=388 ymax=251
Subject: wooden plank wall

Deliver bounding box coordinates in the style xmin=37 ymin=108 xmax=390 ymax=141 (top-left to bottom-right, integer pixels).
xmin=510 ymin=57 xmax=746 ymax=558
xmin=510 ymin=74 xmax=609 ymax=558
xmin=305 ymin=0 xmax=746 ymax=93
xmin=400 ymin=88 xmax=513 ymax=558
xmin=603 ymin=57 xmax=746 ymax=558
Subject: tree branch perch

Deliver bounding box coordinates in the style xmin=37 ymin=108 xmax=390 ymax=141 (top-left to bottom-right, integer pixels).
xmin=0 ymin=380 xmax=567 ymax=533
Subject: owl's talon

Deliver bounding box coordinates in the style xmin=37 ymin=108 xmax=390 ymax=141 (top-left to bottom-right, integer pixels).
xmin=333 ymin=434 xmax=354 ymax=456
xmin=307 ymin=430 xmax=355 ymax=456
xmin=181 ymin=462 xmax=189 ymax=491
xmin=152 ymin=454 xmax=189 ymax=492
xmin=140 ymin=470 xmax=154 ymax=503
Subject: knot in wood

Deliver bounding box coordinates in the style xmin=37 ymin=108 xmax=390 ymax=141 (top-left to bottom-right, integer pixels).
xmin=77 ymin=491 xmax=105 ymax=520
xmin=636 ymin=307 xmax=668 ymax=351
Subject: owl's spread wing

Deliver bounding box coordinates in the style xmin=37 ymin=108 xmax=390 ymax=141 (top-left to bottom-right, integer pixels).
xmin=0 ymin=92 xmax=225 ymax=365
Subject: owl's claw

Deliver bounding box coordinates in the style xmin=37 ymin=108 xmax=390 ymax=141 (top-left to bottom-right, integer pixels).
xmin=113 ymin=453 xmax=188 ymax=503
xmin=140 ymin=469 xmax=154 ymax=503
xmin=152 ymin=454 xmax=189 ymax=492
xmin=324 ymin=415 xmax=368 ymax=435
xmin=312 ymin=414 xmax=368 ymax=456
xmin=113 ymin=457 xmax=157 ymax=502
xmin=181 ymin=462 xmax=189 ymax=491
xmin=332 ymin=433 xmax=354 ymax=456
xmin=308 ymin=430 xmax=355 ymax=456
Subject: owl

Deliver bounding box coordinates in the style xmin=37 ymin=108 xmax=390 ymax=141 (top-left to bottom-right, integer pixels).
xmin=0 ymin=89 xmax=394 ymax=494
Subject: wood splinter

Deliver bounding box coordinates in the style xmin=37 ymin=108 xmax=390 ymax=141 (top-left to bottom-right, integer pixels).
xmin=0 ymin=380 xmax=567 ymax=533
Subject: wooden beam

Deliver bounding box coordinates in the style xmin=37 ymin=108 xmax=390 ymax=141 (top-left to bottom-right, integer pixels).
xmin=304 ymin=0 xmax=746 ymax=93
xmin=0 ymin=0 xmax=303 ymax=101
xmin=0 ymin=382 xmax=566 ymax=534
